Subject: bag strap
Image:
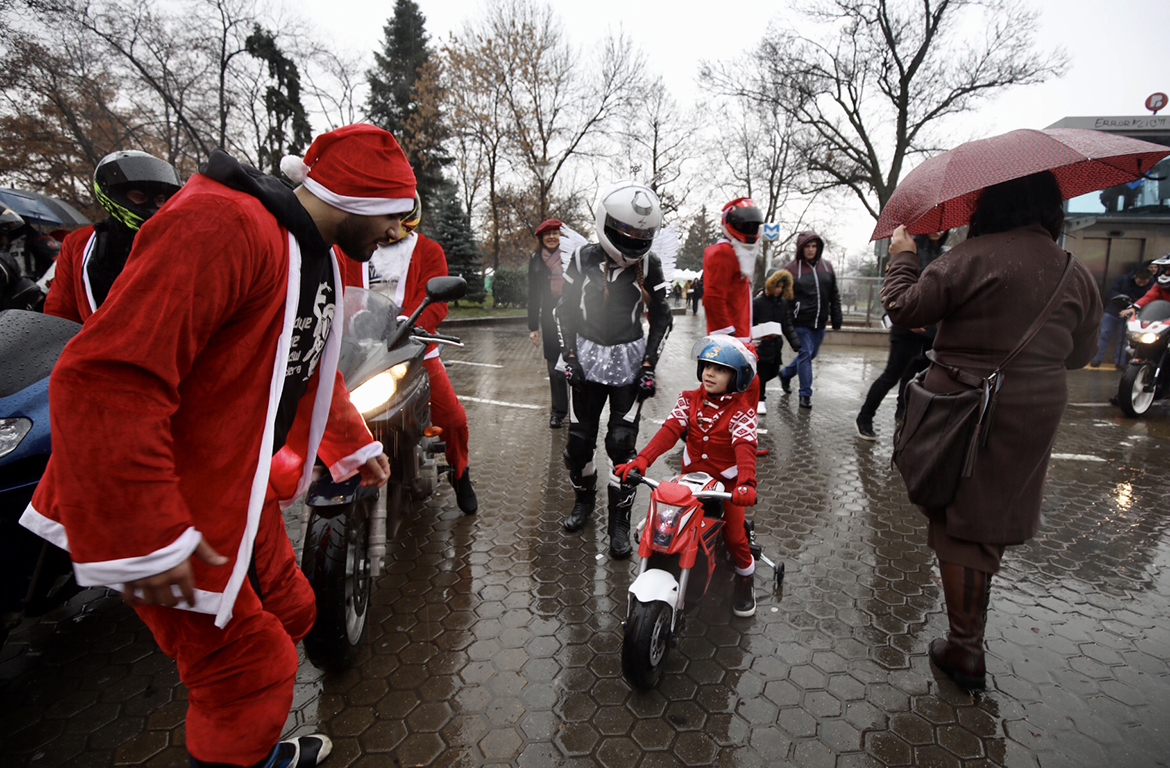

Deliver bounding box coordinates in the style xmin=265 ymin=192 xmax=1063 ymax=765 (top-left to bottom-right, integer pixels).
xmin=928 ymin=252 xmax=1075 ymax=386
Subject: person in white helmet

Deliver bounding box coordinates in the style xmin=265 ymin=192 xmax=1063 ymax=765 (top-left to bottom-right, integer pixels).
xmin=556 ymin=181 xmax=673 ymax=559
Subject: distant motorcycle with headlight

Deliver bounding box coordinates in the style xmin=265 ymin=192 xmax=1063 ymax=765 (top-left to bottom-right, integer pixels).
xmin=301 ymin=276 xmax=466 ymax=671
xmin=1117 ymin=299 xmax=1170 ymax=418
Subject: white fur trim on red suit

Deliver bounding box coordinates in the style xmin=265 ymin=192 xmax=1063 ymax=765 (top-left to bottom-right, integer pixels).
xmin=214 ymin=233 xmax=303 ymax=628
xmin=81 ymin=232 xmax=98 ymax=314
xmin=74 ymin=526 xmax=203 ymax=586
xmin=329 ymin=440 xmax=383 ymax=482
xmin=290 ymin=251 xmax=345 ymax=504
xmin=301 ymin=177 xmax=414 ymax=216
xmin=19 ymin=503 xmax=71 ymax=550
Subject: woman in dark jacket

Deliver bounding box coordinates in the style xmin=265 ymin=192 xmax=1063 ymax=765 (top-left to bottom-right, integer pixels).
xmin=778 ymin=231 xmax=842 ymax=407
xmin=751 ymin=268 xmax=801 ymax=414
xmin=528 ymin=219 xmax=569 ymax=427
xmin=882 ymin=171 xmax=1102 ymax=690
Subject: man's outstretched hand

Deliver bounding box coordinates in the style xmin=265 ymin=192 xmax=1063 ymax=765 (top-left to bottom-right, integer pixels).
xmin=358 ymin=453 xmax=391 ymax=487
xmin=123 ymin=538 xmax=228 ymax=609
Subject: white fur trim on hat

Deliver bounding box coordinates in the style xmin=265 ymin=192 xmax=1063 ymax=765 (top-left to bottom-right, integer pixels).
xmin=280 ymin=154 xmax=310 ymax=183
xmin=301 ymin=177 xmax=415 ymax=216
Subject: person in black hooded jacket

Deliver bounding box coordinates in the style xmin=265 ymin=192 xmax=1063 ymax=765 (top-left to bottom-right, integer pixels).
xmin=777 ymin=231 xmax=841 ymax=408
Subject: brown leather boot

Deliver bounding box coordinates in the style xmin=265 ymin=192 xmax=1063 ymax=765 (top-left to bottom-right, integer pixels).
xmin=929 ymin=562 xmax=991 ymax=690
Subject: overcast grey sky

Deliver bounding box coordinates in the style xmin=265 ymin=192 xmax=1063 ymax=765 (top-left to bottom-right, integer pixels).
xmin=305 ymin=0 xmax=1167 ymax=257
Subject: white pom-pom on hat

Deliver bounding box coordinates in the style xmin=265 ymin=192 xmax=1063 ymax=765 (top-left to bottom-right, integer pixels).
xmin=280 ymin=154 xmax=310 ymax=183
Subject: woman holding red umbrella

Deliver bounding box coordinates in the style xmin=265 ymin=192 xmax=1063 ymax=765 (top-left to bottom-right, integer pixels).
xmin=882 ymin=171 xmax=1102 ymax=690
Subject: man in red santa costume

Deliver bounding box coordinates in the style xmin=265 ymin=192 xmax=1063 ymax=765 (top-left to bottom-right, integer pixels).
xmin=19 ymin=124 xmax=416 ymax=768
xmin=702 ymin=197 xmax=765 ymax=405
xmin=340 ymin=195 xmax=478 ymax=514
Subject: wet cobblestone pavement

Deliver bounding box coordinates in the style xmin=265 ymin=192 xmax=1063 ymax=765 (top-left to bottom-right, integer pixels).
xmin=4 ymin=311 xmax=1170 ymax=767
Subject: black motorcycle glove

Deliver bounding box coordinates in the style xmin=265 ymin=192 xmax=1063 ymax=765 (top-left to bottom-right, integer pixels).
xmin=565 ymin=356 xmax=586 ymax=390
xmin=636 ymin=367 xmax=656 ymax=401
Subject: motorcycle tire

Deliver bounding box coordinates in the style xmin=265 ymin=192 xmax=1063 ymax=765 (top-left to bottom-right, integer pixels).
xmin=1119 ymin=362 xmax=1156 ymax=418
xmin=622 ymin=598 xmax=672 ymax=690
xmin=302 ymin=494 xmax=374 ymax=673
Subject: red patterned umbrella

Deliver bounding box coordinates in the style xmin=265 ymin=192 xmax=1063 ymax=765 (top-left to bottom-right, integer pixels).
xmin=871 ymin=128 xmax=1170 ymax=241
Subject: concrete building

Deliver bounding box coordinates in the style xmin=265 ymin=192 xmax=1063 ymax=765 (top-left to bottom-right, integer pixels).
xmin=1047 ymin=113 xmax=1170 ymax=290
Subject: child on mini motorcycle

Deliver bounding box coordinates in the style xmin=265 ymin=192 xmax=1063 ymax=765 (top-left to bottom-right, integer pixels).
xmin=615 ymin=335 xmax=760 ymax=616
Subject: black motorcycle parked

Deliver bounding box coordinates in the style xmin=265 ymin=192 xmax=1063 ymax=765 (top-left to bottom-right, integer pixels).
xmin=301 ymin=276 xmax=466 ymax=672
xmin=0 ymin=310 xmax=80 ymax=645
xmin=1117 ymin=299 xmax=1170 ymax=418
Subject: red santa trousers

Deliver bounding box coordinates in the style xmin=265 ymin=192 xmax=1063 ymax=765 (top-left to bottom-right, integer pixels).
xmin=719 ymin=499 xmax=754 ymax=573
xmin=424 ymin=355 xmax=470 ymax=478
xmin=135 ymin=491 xmax=315 ymax=765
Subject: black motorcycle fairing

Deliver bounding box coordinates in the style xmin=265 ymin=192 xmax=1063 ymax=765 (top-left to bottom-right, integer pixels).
xmin=0 ymin=310 xmax=81 ymax=397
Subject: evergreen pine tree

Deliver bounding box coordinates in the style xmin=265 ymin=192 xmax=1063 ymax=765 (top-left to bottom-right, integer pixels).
xmin=425 ymin=179 xmax=486 ymax=305
xmin=678 ymin=205 xmax=717 ymax=271
xmin=246 ymin=25 xmax=313 ymax=175
xmin=366 ymin=0 xmax=449 ymax=204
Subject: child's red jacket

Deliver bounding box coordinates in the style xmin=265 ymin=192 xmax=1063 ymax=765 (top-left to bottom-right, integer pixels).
xmin=639 ymin=387 xmax=758 ymax=486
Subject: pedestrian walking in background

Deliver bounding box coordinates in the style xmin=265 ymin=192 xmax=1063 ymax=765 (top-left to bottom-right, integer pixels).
xmin=528 ymin=218 xmax=570 ymax=428
xmin=1092 ymin=261 xmax=1154 ymax=367
xmin=751 ymin=268 xmax=801 ymax=415
xmin=557 ymin=181 xmax=672 ymax=559
xmin=855 ymin=231 xmax=949 ymax=440
xmin=778 ymin=231 xmax=842 ymax=408
xmin=882 ymin=171 xmax=1101 ymax=691
xmin=690 ymin=274 xmax=703 ymax=314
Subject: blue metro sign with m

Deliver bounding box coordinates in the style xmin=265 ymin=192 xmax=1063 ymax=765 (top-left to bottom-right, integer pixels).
xmin=763 ymin=223 xmax=780 ymax=241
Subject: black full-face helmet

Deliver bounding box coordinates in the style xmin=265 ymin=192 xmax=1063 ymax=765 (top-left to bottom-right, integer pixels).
xmin=94 ymin=150 xmax=183 ymax=231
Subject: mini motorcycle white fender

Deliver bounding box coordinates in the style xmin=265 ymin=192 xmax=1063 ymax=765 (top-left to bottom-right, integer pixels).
xmin=628 ymin=569 xmax=680 ymax=620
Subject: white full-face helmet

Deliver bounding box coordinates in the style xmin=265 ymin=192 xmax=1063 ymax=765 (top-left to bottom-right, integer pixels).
xmin=594 ymin=181 xmax=662 ymax=268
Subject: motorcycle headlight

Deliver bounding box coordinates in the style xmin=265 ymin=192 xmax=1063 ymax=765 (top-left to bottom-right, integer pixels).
xmin=651 ymin=503 xmax=685 ymax=548
xmin=0 ymin=418 xmax=32 ymax=459
xmin=350 ymin=363 xmax=409 ymax=414
xmin=1139 ymin=332 xmax=1160 ymax=345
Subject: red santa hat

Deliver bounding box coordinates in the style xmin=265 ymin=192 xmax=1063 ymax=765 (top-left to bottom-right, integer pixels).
xmin=280 ymin=124 xmax=417 ymax=216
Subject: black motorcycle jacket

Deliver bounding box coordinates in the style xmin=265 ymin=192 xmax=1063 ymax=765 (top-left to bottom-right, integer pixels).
xmin=557 ymin=243 xmax=672 ymax=368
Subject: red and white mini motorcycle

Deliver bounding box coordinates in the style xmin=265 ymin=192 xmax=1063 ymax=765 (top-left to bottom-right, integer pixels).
xmin=621 ymin=471 xmax=783 ymax=689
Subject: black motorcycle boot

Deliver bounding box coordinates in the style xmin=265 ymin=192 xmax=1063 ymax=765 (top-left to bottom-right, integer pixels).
xmin=563 ymin=473 xmax=596 ymax=532
xmin=733 ymin=572 xmax=756 ymax=617
xmin=606 ymin=484 xmax=635 ymax=559
xmin=451 ymin=467 xmax=478 ymax=515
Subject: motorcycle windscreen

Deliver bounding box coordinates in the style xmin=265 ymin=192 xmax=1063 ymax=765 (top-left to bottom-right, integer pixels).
xmin=339 ymin=286 xmax=405 ymax=385
xmin=1138 ymin=299 xmax=1170 ymax=323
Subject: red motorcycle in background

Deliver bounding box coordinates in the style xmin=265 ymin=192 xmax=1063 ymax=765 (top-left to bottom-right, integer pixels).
xmin=621 ymin=471 xmax=783 ymax=689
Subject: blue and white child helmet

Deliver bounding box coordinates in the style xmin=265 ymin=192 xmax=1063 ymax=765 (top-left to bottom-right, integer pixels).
xmin=691 ymin=335 xmax=757 ymax=393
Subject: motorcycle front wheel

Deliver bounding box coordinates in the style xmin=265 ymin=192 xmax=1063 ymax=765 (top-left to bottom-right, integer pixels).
xmin=302 ymin=493 xmax=374 ymax=672
xmin=1119 ymin=362 xmax=1156 ymax=418
xmin=622 ymin=598 xmax=672 ymax=690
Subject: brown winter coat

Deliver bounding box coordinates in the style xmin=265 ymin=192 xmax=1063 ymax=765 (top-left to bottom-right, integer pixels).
xmin=882 ymin=224 xmax=1102 ymax=544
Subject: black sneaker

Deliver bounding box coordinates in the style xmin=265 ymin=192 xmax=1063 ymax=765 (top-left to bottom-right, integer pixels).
xmin=799 ymin=396 xmax=812 ymax=409
xmin=273 ymin=734 xmax=332 ymax=767
xmin=451 ymin=468 xmax=478 ymax=515
xmin=779 ymin=371 xmax=793 ymax=394
xmin=549 ymin=412 xmax=565 ymax=428
xmin=855 ymin=416 xmax=876 ymax=441
xmin=733 ymin=573 xmax=756 ymax=617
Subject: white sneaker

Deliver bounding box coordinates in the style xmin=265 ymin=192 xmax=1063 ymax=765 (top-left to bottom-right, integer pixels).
xmin=757 ymin=401 xmax=767 ymax=415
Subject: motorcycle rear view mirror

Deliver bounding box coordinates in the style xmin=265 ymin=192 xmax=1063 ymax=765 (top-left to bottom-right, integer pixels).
xmin=426 ymin=276 xmax=467 ymax=303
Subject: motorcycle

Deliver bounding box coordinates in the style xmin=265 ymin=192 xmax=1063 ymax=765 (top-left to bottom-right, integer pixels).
xmin=621 ymin=470 xmax=783 ymax=689
xmin=0 ymin=309 xmax=81 ymax=645
xmin=300 ymin=276 xmax=467 ymax=672
xmin=1117 ymin=298 xmax=1170 ymax=418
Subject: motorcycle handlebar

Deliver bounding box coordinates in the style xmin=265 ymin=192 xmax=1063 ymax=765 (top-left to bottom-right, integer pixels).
xmin=411 ymin=327 xmax=464 ymax=347
xmin=625 ymin=470 xmax=732 ymax=499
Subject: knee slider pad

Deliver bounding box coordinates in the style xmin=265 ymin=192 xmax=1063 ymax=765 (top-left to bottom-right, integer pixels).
xmin=605 ymin=427 xmax=637 ymax=465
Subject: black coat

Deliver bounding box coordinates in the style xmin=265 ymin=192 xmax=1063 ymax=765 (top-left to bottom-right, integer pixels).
xmin=782 ymin=231 xmax=842 ymax=329
xmin=528 ymin=247 xmax=562 ymax=361
xmin=752 ymin=290 xmax=801 ymax=365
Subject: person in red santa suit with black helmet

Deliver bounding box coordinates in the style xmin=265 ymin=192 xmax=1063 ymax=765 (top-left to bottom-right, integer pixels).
xmin=18 ymin=124 xmax=419 ymax=768
xmin=340 ymin=194 xmax=478 ymax=514
xmin=702 ymin=197 xmax=764 ymax=405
